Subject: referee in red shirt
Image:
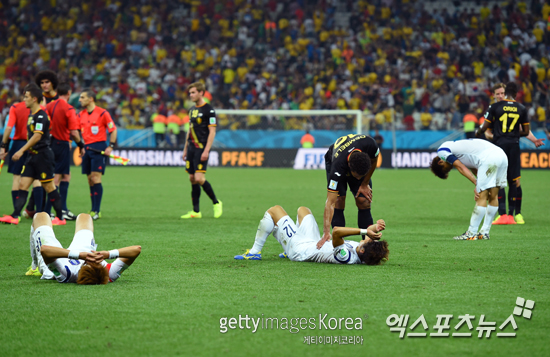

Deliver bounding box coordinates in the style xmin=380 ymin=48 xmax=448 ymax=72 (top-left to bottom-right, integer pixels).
xmin=44 ymin=82 xmax=84 ymax=220
xmin=78 ymin=89 xmax=117 ymax=220
xmin=0 ymin=98 xmax=44 ymax=214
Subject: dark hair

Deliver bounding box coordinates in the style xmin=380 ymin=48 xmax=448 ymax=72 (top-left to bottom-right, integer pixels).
xmin=81 ymin=88 xmax=96 ymax=101
xmin=430 ymin=156 xmax=449 ymax=179
xmin=357 ymin=240 xmax=389 ymax=265
xmin=35 ymin=70 xmax=59 ymax=90
xmin=348 ymin=151 xmax=371 ymax=176
xmin=24 ymin=83 xmax=43 ymax=103
xmin=505 ymin=82 xmax=518 ymax=99
xmin=77 ymin=262 xmax=109 ymax=285
xmin=57 ymin=82 xmax=71 ymax=96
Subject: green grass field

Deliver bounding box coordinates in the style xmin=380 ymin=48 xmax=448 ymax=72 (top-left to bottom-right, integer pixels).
xmin=0 ymin=167 xmax=549 ymax=356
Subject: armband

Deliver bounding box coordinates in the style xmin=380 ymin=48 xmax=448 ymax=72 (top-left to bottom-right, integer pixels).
xmin=360 ymin=229 xmax=369 ymax=236
xmin=109 ymin=142 xmax=116 ymax=148
xmin=68 ymin=250 xmax=80 ymax=259
xmin=0 ymin=141 xmax=7 ymax=149
xmin=76 ymin=141 xmax=84 ymax=149
xmin=108 ymin=249 xmax=120 ymax=259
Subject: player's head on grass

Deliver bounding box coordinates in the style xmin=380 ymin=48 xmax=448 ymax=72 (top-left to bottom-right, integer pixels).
xmin=23 ymin=83 xmax=43 ymax=109
xmin=430 ymin=157 xmax=452 ymax=179
xmin=505 ymin=82 xmax=518 ymax=99
xmin=76 ymin=262 xmax=109 ymax=285
xmin=349 ymin=151 xmax=371 ymax=179
xmin=357 ymin=239 xmax=389 ymax=265
xmin=35 ymin=70 xmax=58 ymax=93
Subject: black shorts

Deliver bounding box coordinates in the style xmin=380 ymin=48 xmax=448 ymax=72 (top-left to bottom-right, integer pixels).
xmin=7 ymin=140 xmax=28 ymax=175
xmin=82 ymin=142 xmax=107 ymax=175
xmin=185 ymin=145 xmax=208 ymax=174
xmin=21 ymin=149 xmax=55 ymax=183
xmin=325 ymin=147 xmax=372 ymax=198
xmin=498 ymin=141 xmax=521 ymax=181
xmin=51 ymin=138 xmax=71 ymax=175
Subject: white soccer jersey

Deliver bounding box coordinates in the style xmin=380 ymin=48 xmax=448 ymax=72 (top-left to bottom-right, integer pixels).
xmin=275 ymin=215 xmax=362 ymax=265
xmin=437 ymin=139 xmax=508 ymax=191
xmin=437 ymin=139 xmax=498 ymax=169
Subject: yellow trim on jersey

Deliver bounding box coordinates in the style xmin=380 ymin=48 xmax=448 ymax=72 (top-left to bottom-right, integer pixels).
xmin=196 ymin=170 xmax=207 ymax=173
xmin=512 ymin=176 xmax=521 ymax=181
xmin=189 ymin=127 xmax=204 ymax=149
xmin=34 ymin=130 xmax=44 ymax=134
xmin=39 ymin=178 xmax=54 ymax=183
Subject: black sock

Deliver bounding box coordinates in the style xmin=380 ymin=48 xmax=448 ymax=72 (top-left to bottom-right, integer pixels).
xmin=59 ymin=181 xmax=69 ymax=211
xmin=508 ymin=184 xmax=517 ymax=216
xmin=332 ymin=208 xmax=345 ymax=228
xmin=358 ymin=208 xmax=373 ymax=228
xmin=192 ymin=184 xmax=201 ymax=212
xmin=12 ymin=190 xmax=29 ymax=218
xmin=34 ymin=187 xmax=44 ymax=212
xmin=11 ymin=190 xmax=18 ymax=209
xmin=47 ymin=190 xmax=63 ymax=219
xmin=44 ymin=187 xmax=57 ymax=215
xmin=95 ymin=183 xmax=103 ymax=212
xmin=498 ymin=188 xmax=506 ymax=215
xmin=89 ymin=186 xmax=95 ymax=212
xmin=515 ymin=186 xmax=522 ymax=215
xmin=26 ymin=190 xmax=35 ymax=211
xmin=201 ymin=180 xmax=218 ymax=204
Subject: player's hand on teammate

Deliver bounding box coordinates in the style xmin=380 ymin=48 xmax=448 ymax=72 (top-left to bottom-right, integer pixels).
xmin=317 ymin=232 xmax=332 ymax=249
xmin=356 ymin=184 xmax=372 ymax=202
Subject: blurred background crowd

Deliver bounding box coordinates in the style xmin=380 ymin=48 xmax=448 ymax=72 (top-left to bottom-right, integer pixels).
xmin=1 ymin=0 xmax=550 ymax=138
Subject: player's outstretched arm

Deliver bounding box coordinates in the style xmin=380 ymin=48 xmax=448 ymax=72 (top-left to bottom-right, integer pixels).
xmin=97 ymin=246 xmax=142 ymax=266
xmin=452 ymin=159 xmax=477 ymax=186
xmin=332 ymin=221 xmax=386 ymax=247
xmin=322 ymin=192 xmax=338 ymax=242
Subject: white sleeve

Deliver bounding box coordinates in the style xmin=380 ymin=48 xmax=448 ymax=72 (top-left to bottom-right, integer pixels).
xmin=333 ymin=244 xmax=354 ymax=264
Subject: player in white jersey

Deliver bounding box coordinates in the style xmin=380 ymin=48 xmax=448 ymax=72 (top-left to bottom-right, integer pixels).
xmin=27 ymin=212 xmax=141 ymax=284
xmin=430 ymin=139 xmax=508 ymax=240
xmin=234 ymin=205 xmax=389 ymax=265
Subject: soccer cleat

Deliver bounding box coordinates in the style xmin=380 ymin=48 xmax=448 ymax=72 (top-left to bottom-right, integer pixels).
xmin=234 ymin=249 xmax=261 ymax=260
xmin=279 ymin=252 xmax=288 ymax=258
xmin=513 ymin=214 xmax=524 ymax=224
xmin=506 ymin=215 xmax=517 ymax=225
xmin=453 ymin=231 xmax=478 ymax=240
xmin=51 ymin=217 xmax=67 ymax=226
xmin=213 ymin=201 xmax=223 ymax=218
xmin=91 ymin=212 xmax=101 ymax=220
xmin=0 ymin=215 xmax=20 ymax=225
xmin=477 ymin=233 xmax=490 ymax=240
xmin=181 ymin=211 xmax=202 ymax=219
xmin=492 ymin=214 xmax=501 ymax=223
xmin=25 ymin=266 xmax=41 ymax=277
xmin=22 ymin=209 xmax=36 ymax=219
xmin=63 ymin=210 xmax=77 ymax=221
xmin=492 ymin=214 xmax=510 ymax=225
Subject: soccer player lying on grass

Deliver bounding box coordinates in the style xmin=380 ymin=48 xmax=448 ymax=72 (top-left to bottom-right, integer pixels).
xmin=430 ymin=139 xmax=508 ymax=241
xmin=234 ymin=205 xmax=389 ymax=265
xmin=27 ymin=212 xmax=141 ymax=284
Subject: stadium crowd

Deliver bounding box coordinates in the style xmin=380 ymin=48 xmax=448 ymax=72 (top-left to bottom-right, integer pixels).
xmin=0 ymin=0 xmax=550 ymax=135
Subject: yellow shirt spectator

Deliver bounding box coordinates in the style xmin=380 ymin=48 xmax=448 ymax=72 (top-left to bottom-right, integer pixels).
xmin=420 ymin=112 xmax=432 ymax=127
xmin=537 ymin=106 xmax=546 ymax=123
xmin=223 ymin=68 xmax=235 ymax=84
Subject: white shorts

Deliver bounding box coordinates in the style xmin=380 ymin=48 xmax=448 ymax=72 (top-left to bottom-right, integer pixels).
xmin=477 ymin=147 xmax=508 ymax=192
xmin=275 ymin=214 xmax=320 ymax=262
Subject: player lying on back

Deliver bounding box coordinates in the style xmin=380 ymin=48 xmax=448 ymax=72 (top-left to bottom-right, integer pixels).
xmin=28 ymin=212 xmax=141 ymax=284
xmin=234 ymin=205 xmax=389 ymax=265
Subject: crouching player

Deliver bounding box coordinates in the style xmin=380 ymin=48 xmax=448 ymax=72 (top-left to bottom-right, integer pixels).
xmin=28 ymin=212 xmax=141 ymax=284
xmin=234 ymin=205 xmax=389 ymax=265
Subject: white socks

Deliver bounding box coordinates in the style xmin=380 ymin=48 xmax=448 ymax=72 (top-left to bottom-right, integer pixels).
xmin=29 ymin=226 xmax=38 ymax=270
xmin=249 ymin=211 xmax=275 ymax=254
xmin=480 ymin=205 xmax=498 ymax=234
xmin=468 ymin=205 xmax=487 ymax=233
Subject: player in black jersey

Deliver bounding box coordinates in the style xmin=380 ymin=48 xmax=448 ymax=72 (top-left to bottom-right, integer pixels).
xmin=319 ymin=134 xmax=379 ymax=245
xmin=478 ymin=83 xmax=545 ymax=224
xmin=0 ymin=84 xmax=65 ymax=226
xmin=180 ymin=82 xmax=222 ymax=219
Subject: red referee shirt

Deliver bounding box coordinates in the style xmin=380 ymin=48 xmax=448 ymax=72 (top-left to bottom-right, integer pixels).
xmin=46 ymin=99 xmax=79 ymax=141
xmin=7 ymin=102 xmax=30 ymax=140
xmin=78 ymin=106 xmax=116 ymax=145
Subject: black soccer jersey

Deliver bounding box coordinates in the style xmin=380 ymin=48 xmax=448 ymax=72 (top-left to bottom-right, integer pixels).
xmin=43 ymin=93 xmax=59 ymax=104
xmin=483 ymin=100 xmax=529 ymax=145
xmin=188 ymin=103 xmax=217 ymax=148
xmin=326 ymin=134 xmax=379 ymax=193
xmin=27 ymin=109 xmax=51 ymax=153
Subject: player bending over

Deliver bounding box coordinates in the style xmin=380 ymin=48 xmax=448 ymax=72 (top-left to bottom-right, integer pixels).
xmin=234 ymin=205 xmax=389 ymax=265
xmin=28 ymin=212 xmax=141 ymax=284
